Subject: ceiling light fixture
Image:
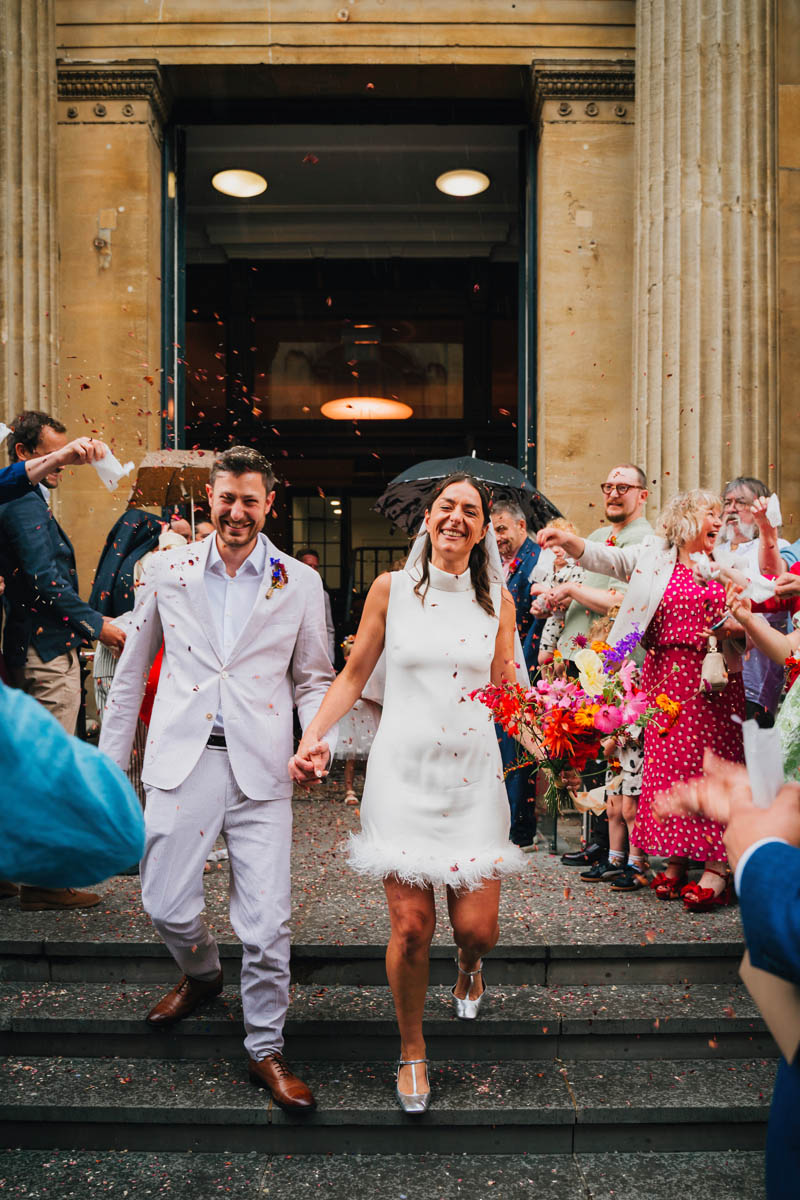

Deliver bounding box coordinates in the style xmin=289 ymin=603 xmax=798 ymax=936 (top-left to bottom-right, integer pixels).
xmin=435 ymin=169 xmax=490 ymax=198
xmin=321 ymin=397 xmax=413 ymax=421
xmin=211 ymin=169 xmax=267 ymax=198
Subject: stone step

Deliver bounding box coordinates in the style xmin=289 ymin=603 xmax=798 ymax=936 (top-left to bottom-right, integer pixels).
xmin=0 ymin=1148 xmax=768 ymax=1199
xmin=0 ymin=981 xmax=775 ymax=1062
xmin=0 ymin=937 xmax=746 ymax=986
xmin=0 ymin=1055 xmax=773 ymax=1155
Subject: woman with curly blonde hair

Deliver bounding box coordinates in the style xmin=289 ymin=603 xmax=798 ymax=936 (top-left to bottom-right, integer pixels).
xmin=538 ymin=488 xmax=745 ymax=913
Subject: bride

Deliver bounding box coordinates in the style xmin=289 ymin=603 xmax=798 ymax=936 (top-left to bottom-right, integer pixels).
xmin=289 ymin=473 xmax=527 ymax=1113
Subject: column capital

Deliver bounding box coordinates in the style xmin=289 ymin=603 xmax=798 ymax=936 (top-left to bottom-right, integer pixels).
xmin=57 ymin=60 xmax=169 ymax=142
xmin=531 ymin=59 xmax=635 ymax=124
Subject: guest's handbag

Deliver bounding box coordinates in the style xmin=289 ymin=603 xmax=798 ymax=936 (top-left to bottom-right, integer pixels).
xmin=700 ymin=635 xmax=728 ymax=692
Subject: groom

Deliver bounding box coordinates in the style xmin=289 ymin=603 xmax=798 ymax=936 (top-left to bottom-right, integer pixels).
xmin=100 ymin=446 xmax=335 ymax=1109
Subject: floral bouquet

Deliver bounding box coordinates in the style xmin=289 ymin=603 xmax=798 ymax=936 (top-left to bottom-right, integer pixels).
xmin=471 ymin=628 xmax=677 ymax=816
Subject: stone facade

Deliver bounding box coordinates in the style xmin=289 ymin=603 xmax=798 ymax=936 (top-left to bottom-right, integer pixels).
xmin=0 ymin=1 xmax=793 ymax=583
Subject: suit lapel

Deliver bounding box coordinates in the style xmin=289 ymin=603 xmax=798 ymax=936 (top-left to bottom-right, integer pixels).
xmin=184 ymin=535 xmax=224 ymax=662
xmin=223 ymin=535 xmax=285 ymax=665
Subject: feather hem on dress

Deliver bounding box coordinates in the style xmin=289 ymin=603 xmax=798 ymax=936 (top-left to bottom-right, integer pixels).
xmin=346 ymin=832 xmax=527 ymax=891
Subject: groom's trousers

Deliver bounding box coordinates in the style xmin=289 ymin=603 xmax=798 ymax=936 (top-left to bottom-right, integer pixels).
xmin=140 ymin=746 xmax=292 ymax=1060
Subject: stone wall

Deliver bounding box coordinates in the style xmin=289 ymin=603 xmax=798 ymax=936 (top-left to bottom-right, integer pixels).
xmin=778 ymin=0 xmax=800 ymax=537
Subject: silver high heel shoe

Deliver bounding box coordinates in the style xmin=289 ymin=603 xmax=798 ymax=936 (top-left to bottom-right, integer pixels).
xmin=451 ymin=957 xmax=487 ymax=1020
xmin=395 ymin=1058 xmax=431 ymax=1114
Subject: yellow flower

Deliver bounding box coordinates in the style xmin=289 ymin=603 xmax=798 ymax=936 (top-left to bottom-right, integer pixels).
xmin=574 ymin=648 xmax=604 ymax=696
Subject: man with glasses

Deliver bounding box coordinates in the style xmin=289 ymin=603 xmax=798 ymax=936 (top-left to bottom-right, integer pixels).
xmin=721 ymin=476 xmax=791 ymax=728
xmin=539 ymin=465 xmax=652 ymax=866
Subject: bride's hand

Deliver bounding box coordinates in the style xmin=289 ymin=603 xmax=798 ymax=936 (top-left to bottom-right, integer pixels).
xmin=288 ymin=738 xmax=331 ymax=786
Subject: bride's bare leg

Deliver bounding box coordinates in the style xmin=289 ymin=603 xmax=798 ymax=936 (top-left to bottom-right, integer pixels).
xmin=383 ymin=875 xmax=436 ymax=1095
xmin=447 ymin=879 xmax=501 ymax=1000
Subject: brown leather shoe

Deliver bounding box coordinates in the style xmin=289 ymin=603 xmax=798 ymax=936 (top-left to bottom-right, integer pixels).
xmin=19 ymin=886 xmax=100 ymax=911
xmin=248 ymin=1053 xmax=316 ymax=1111
xmin=145 ymin=970 xmax=224 ymax=1027
xmin=0 ymin=881 xmax=19 ymax=899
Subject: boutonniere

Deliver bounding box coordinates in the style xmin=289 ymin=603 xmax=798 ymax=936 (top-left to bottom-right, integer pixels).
xmin=605 ymin=533 xmax=617 ymax=547
xmin=509 ymin=557 xmax=521 ymax=574
xmin=266 ymin=556 xmax=288 ymax=599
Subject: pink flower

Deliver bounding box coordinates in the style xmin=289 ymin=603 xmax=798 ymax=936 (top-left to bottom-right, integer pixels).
xmin=594 ymin=704 xmax=624 ymax=733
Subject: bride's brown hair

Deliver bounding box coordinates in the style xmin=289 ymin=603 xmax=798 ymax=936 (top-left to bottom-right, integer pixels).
xmin=412 ymin=473 xmax=495 ymax=617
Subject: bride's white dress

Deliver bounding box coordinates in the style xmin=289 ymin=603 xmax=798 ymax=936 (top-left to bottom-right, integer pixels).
xmin=347 ymin=562 xmax=527 ymax=890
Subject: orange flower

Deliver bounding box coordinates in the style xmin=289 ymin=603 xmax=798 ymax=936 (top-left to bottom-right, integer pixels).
xmin=574 ymin=704 xmax=600 ymax=729
xmin=591 ymin=640 xmax=611 ymax=653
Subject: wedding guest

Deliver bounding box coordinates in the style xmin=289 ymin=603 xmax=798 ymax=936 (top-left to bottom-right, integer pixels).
xmin=540 ymin=488 xmax=745 ymax=912
xmin=655 ymin=752 xmax=800 ymax=1199
xmin=578 ymin=611 xmax=646 ymax=893
xmin=719 ymin=478 xmax=791 ymax=727
xmin=297 ymin=548 xmax=336 ymax=664
xmin=545 ymin=465 xmax=653 ymax=868
xmin=0 ymin=413 xmax=126 ymax=911
xmin=334 ymin=635 xmax=380 ymax=805
xmin=292 ymin=475 xmax=526 ymax=1113
xmin=491 ymin=501 xmax=540 ymax=850
xmin=530 ymin=518 xmax=583 ymax=666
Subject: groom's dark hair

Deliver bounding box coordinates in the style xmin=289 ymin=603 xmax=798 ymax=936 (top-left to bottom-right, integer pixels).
xmin=209 ymin=446 xmax=275 ymax=492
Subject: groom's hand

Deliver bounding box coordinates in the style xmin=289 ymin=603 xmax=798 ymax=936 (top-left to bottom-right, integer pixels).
xmin=289 ymin=740 xmax=331 ymax=787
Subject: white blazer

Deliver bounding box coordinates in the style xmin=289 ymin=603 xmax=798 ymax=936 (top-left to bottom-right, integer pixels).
xmin=99 ymin=533 xmax=336 ymax=801
xmin=578 ymin=534 xmax=678 ymax=645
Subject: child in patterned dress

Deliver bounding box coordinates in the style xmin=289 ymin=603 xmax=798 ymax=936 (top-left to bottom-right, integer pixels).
xmin=530 ymin=519 xmax=585 ymax=666
xmin=335 ymin=635 xmax=381 ymax=805
xmin=579 ymin=610 xmax=647 ymax=893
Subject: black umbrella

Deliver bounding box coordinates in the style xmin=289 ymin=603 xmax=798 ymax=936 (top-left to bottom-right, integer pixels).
xmin=375 ymin=455 xmax=562 ymax=535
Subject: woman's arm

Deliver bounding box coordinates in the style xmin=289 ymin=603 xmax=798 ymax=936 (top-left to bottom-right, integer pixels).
xmin=547 ymin=579 xmax=623 ymax=615
xmin=289 ymin=572 xmax=391 ymax=780
xmin=726 ymin=582 xmax=800 ymax=665
xmin=491 ymin=589 xmax=517 ymax=686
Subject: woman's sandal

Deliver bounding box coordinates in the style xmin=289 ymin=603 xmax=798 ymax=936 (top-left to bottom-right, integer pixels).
xmin=681 ymin=867 xmax=733 ymax=913
xmin=395 ymin=1058 xmax=431 ymax=1114
xmin=650 ymin=868 xmax=688 ymax=900
xmin=344 ymin=790 xmax=359 ymax=806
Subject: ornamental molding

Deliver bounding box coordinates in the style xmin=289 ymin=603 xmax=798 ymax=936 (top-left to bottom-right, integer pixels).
xmin=531 ymin=59 xmax=635 ymax=122
xmin=57 ymin=61 xmax=169 ymax=126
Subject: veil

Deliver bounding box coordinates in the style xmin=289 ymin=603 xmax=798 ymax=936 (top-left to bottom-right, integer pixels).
xmin=404 ymin=518 xmax=530 ymax=687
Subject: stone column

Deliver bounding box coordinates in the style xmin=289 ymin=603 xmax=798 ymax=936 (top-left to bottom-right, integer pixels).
xmin=0 ymin=0 xmax=58 ymax=420
xmin=633 ymin=0 xmax=778 ymax=511
xmin=531 ymin=60 xmax=636 ymax=526
xmin=56 ymin=62 xmax=167 ymax=584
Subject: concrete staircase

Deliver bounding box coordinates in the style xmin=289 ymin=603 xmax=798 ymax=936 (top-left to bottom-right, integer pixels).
xmin=0 ymin=803 xmax=774 ymax=1196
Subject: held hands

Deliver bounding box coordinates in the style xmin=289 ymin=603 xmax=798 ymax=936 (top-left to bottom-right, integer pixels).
xmin=288 ymin=737 xmax=331 ymax=787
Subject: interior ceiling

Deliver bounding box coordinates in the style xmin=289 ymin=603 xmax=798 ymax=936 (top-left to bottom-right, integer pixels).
xmin=184 ymin=124 xmax=520 ymax=263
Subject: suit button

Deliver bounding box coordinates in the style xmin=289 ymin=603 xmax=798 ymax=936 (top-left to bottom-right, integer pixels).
xmin=206 ymin=713 xmax=212 ymax=720
xmin=221 ymin=670 xmax=229 ymax=679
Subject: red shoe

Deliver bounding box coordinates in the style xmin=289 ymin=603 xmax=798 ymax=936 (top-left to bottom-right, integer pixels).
xmin=650 ymin=869 xmax=687 ymax=900
xmin=681 ymin=869 xmax=733 ymax=913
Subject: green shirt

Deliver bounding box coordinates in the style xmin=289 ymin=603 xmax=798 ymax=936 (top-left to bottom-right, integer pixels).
xmin=557 ymin=516 xmax=653 ymax=660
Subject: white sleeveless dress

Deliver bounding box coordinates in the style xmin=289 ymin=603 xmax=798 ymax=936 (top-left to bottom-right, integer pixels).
xmin=347 ymin=563 xmax=527 ymax=890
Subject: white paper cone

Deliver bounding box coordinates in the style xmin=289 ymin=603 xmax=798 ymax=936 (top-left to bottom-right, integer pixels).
xmin=92 ymin=444 xmax=134 ymax=492
xmin=766 ymin=493 xmax=783 ymax=528
xmin=742 ymin=718 xmax=785 ymax=808
xmin=0 ymin=423 xmax=11 ymax=441
xmin=530 ymin=547 xmax=555 ymax=583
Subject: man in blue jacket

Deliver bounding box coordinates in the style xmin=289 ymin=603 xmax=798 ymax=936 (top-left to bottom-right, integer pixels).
xmin=663 ymin=753 xmax=800 ymax=1200
xmin=491 ymin=500 xmax=541 ymax=849
xmin=0 ymin=413 xmax=126 ymax=910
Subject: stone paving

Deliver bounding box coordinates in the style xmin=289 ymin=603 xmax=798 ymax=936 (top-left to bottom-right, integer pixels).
xmin=0 ymin=768 xmax=744 ymax=954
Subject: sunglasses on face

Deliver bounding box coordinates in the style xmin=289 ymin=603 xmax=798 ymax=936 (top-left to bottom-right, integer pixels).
xmin=600 ymin=483 xmax=643 ymax=496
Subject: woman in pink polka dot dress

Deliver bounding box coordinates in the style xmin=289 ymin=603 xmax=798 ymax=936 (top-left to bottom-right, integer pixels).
xmin=539 ymin=488 xmax=745 ymax=912
xmin=636 ymin=560 xmax=745 ymax=905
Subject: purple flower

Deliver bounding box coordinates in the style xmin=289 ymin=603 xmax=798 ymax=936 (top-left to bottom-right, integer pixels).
xmin=601 ymin=626 xmax=642 ymax=670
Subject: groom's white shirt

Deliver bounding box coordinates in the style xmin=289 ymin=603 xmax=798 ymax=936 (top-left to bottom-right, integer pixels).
xmin=99 ymin=531 xmax=336 ymax=801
